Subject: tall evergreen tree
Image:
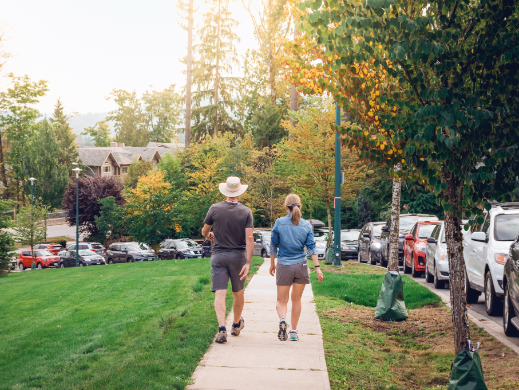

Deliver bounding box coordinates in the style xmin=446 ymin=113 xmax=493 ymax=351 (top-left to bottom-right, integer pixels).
xmin=191 ymin=0 xmax=241 ymax=140
xmin=0 ymin=199 xmax=16 ymax=276
xmin=50 ymin=99 xmax=78 ymax=169
xmin=24 ymin=119 xmax=69 ymax=211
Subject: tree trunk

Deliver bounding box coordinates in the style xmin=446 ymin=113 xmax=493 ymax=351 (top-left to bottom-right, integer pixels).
xmin=0 ymin=133 xmax=9 ymax=200
xmin=213 ymin=0 xmax=221 ymax=138
xmin=309 ymin=205 xmax=313 ymax=233
xmin=388 ymin=164 xmax=402 ymax=271
xmin=289 ymin=23 xmax=300 ymax=119
xmin=441 ymin=166 xmax=471 ymax=355
xmin=184 ymin=0 xmax=194 ymax=147
xmin=268 ymin=0 xmax=275 ymax=105
xmin=326 ymin=198 xmax=332 ymax=242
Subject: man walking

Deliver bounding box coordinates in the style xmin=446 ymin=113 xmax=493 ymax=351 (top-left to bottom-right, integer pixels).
xmin=201 ymin=176 xmax=254 ymax=343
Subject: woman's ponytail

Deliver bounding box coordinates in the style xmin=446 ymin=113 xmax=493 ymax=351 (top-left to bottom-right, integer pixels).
xmin=285 ymin=194 xmax=302 ymax=226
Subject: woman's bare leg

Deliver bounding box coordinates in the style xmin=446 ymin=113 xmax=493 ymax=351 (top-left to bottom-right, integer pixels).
xmin=276 ymin=285 xmax=291 ymax=319
xmin=290 ymin=283 xmax=306 ymax=330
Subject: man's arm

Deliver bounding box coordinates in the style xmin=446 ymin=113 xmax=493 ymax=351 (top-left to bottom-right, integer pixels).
xmin=201 ymin=224 xmax=214 ymax=241
xmin=240 ymin=227 xmax=254 ymax=280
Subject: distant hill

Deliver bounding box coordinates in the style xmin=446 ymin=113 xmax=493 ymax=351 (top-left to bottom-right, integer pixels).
xmin=68 ymin=112 xmax=111 ymax=135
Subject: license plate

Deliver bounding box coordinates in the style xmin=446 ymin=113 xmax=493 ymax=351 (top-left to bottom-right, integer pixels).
xmin=97 ymin=262 xmax=100 ymax=264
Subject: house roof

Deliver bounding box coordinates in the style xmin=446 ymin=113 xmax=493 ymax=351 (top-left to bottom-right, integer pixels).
xmin=78 ymin=145 xmax=171 ymax=167
xmin=77 ymin=149 xmax=120 ymax=167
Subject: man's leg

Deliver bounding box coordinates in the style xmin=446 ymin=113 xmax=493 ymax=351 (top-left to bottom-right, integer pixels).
xmin=232 ymin=289 xmax=245 ymax=323
xmin=290 ymin=283 xmax=306 ymax=331
xmin=214 ymin=289 xmax=227 ymax=327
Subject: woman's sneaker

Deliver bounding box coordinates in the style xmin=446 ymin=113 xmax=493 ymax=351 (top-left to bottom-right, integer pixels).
xmin=231 ymin=317 xmax=245 ymax=336
xmin=278 ymin=319 xmax=289 ymax=341
xmin=289 ymin=330 xmax=299 ymax=341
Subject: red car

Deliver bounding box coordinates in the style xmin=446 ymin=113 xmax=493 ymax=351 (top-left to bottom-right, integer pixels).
xmin=18 ymin=250 xmax=60 ymax=270
xmin=403 ymin=221 xmax=439 ymax=277
xmin=34 ymin=243 xmax=63 ymax=256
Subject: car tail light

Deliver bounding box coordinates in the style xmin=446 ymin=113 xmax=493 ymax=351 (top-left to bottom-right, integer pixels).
xmin=494 ymin=253 xmax=508 ymax=265
xmin=91 ymin=249 xmax=96 ymax=253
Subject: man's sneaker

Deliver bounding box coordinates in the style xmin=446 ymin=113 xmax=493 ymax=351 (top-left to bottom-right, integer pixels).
xmin=231 ymin=317 xmax=245 ymax=336
xmin=215 ymin=329 xmax=227 ymax=343
xmin=278 ymin=319 xmax=289 ymax=341
xmin=289 ymin=330 xmax=299 ymax=341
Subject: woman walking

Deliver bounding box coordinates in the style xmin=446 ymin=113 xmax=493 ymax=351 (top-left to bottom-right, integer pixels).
xmin=269 ymin=194 xmax=324 ymax=341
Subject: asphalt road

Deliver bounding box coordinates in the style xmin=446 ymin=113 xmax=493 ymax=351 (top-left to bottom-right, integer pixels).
xmin=14 ymin=224 xmax=85 ymax=254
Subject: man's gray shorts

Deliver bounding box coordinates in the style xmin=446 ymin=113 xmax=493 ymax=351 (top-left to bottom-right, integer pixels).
xmin=276 ymin=260 xmax=310 ymax=286
xmin=211 ymin=251 xmax=247 ymax=292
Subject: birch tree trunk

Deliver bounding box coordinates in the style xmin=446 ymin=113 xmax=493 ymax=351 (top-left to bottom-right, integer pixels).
xmin=184 ymin=0 xmax=194 ymax=147
xmin=0 ymin=133 xmax=9 ymax=200
xmin=441 ymin=166 xmax=471 ymax=355
xmin=387 ymin=164 xmax=402 ymax=271
xmin=213 ymin=0 xmax=221 ymax=138
xmin=268 ymin=0 xmax=275 ymax=105
xmin=289 ymin=23 xmax=299 ymax=115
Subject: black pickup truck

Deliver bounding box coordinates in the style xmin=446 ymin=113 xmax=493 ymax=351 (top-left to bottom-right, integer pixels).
xmin=379 ymin=213 xmax=439 ymax=268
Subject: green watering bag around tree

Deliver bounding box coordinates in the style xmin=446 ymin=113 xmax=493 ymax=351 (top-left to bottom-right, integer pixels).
xmin=325 ymin=247 xmax=334 ymax=265
xmin=448 ymin=344 xmax=487 ymax=390
xmin=375 ymin=271 xmax=408 ymax=321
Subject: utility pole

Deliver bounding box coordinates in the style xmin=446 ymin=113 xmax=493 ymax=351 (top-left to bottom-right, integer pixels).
xmin=29 ymin=178 xmax=36 ymax=270
xmin=333 ymin=103 xmax=342 ymax=266
xmin=72 ymin=168 xmax=81 ymax=267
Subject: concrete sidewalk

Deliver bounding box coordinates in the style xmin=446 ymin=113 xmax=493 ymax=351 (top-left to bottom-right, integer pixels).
xmin=188 ymin=258 xmax=330 ymax=390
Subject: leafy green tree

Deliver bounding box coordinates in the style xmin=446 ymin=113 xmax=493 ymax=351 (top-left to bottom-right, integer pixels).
xmin=23 ymin=119 xmax=69 ymax=211
xmin=0 ymin=74 xmax=48 ymax=203
xmin=50 ymin=99 xmax=78 ymax=169
xmin=14 ymin=202 xmax=48 ymax=267
xmin=142 ymin=85 xmax=183 ymax=143
xmin=107 ymin=89 xmax=148 ymax=147
xmin=82 ymin=121 xmax=112 ymax=147
xmin=122 ymin=157 xmax=153 ymax=189
xmin=0 ymin=200 xmax=16 ymax=276
xmin=250 ymin=102 xmax=287 ymax=148
xmin=356 ymin=194 xmax=371 ymax=229
xmin=192 ymin=0 xmax=241 ymax=139
xmin=158 ymin=152 xmax=187 ymax=191
xmin=94 ymin=197 xmax=127 ymax=244
xmin=297 ymin=0 xmax=519 ymax=354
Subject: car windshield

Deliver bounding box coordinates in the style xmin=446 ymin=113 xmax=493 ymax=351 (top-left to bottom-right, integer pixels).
xmin=418 ymin=224 xmax=437 ymax=238
xmin=91 ymin=244 xmax=104 ymax=249
xmin=341 ymin=231 xmax=359 ymax=241
xmin=441 ymin=225 xmax=470 ymax=243
xmin=399 ymin=217 xmax=420 ymax=231
xmin=176 ymin=240 xmax=198 ymax=250
xmin=372 ymin=225 xmax=384 ymax=237
xmin=79 ymin=250 xmax=97 ymax=256
xmin=127 ymin=243 xmax=150 ymax=251
xmin=494 ymin=214 xmax=519 ymax=241
xmin=35 ymin=250 xmax=53 ymax=256
xmin=262 ymin=232 xmax=271 ymax=240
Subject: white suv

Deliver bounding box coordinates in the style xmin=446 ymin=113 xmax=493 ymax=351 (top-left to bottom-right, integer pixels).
xmin=464 ymin=203 xmax=519 ymax=315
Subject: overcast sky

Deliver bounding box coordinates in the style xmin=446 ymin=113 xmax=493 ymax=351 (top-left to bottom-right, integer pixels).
xmin=1 ymin=0 xmax=257 ymax=114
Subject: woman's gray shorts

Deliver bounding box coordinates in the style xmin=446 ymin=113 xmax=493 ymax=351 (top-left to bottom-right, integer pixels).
xmin=211 ymin=251 xmax=247 ymax=292
xmin=276 ymin=260 xmax=310 ymax=286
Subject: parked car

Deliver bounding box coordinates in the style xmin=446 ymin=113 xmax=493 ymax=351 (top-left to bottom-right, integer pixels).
xmin=380 ymin=213 xmax=440 ymax=266
xmin=106 ymin=242 xmax=155 ymax=263
xmin=340 ymin=229 xmax=360 ymax=261
xmin=425 ymin=222 xmax=469 ymax=289
xmin=253 ymin=230 xmax=271 ymax=258
xmin=57 ymin=242 xmax=105 ymax=258
xmin=313 ymin=236 xmax=328 ymax=260
xmin=403 ymin=221 xmax=439 ymax=277
xmin=59 ymin=250 xmax=105 ymax=267
xmin=18 ymin=250 xmax=59 ymax=270
xmin=503 ymin=234 xmax=519 ymax=336
xmin=358 ymin=222 xmax=387 ymax=265
xmin=33 ymin=243 xmax=62 ymax=256
xmin=464 ymin=202 xmax=519 ymax=315
xmin=201 ymin=239 xmax=212 ymax=258
xmin=158 ymin=239 xmax=203 ymax=260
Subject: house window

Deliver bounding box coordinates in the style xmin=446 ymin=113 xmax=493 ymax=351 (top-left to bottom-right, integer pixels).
xmin=122 ymin=167 xmax=128 ymax=174
xmin=104 ymin=166 xmax=111 ymax=173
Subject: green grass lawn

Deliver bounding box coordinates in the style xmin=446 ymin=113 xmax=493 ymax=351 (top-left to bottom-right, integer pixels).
xmin=0 ymin=256 xmax=264 ymax=390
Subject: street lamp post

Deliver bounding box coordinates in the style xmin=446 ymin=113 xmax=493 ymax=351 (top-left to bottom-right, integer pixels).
xmin=29 ymin=177 xmax=36 ymax=270
xmin=72 ymin=162 xmax=95 ymax=175
xmin=72 ymin=168 xmax=81 ymax=267
xmin=333 ymin=103 xmax=342 ymax=266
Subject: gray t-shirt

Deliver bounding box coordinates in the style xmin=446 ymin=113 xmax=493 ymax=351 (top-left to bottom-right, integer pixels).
xmin=204 ymin=201 xmax=253 ymax=253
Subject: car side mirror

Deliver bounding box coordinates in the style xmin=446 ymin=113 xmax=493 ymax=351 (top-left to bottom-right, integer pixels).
xmin=405 ymin=234 xmax=414 ymax=240
xmin=363 ymin=233 xmax=370 ymax=238
xmin=427 ymin=237 xmax=437 ymax=244
xmin=382 ymin=226 xmax=389 ymax=232
xmin=471 ymin=232 xmax=488 ymax=242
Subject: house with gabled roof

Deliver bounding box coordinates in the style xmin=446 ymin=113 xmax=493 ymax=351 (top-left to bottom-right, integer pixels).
xmin=77 ymin=141 xmax=183 ymax=177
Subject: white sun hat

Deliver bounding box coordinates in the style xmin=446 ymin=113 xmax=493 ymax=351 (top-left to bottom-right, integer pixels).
xmin=219 ymin=176 xmax=248 ymax=198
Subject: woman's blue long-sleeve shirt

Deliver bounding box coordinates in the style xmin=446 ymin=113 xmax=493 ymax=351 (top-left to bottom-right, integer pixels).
xmin=269 ymin=213 xmax=317 ymax=265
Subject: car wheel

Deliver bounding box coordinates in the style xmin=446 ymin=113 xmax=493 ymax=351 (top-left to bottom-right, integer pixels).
xmin=465 ymin=271 xmax=480 ymax=304
xmin=411 ymin=258 xmax=420 ymax=278
xmin=79 ymin=263 xmax=84 ymax=267
xmin=368 ymin=251 xmax=376 ymax=265
xmin=37 ymin=263 xmax=42 ymax=270
xmin=403 ymin=256 xmax=411 ymax=274
xmin=261 ymin=249 xmax=267 ymax=258
xmin=425 ymin=263 xmax=434 ymax=283
xmin=18 ymin=263 xmax=24 ymax=271
xmin=379 ymin=253 xmax=387 ymax=268
xmin=503 ymin=283 xmax=519 ymax=337
xmin=433 ymin=263 xmax=445 ymax=289
xmin=485 ymin=271 xmax=501 ymax=316
xmin=108 ymin=258 xmax=114 ymax=264
xmin=60 ymin=263 xmax=65 ymax=268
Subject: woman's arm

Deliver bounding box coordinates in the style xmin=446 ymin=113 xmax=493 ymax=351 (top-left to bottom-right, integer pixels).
xmin=305 ymin=228 xmax=323 ymax=282
xmin=269 ymin=223 xmax=279 ymax=276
